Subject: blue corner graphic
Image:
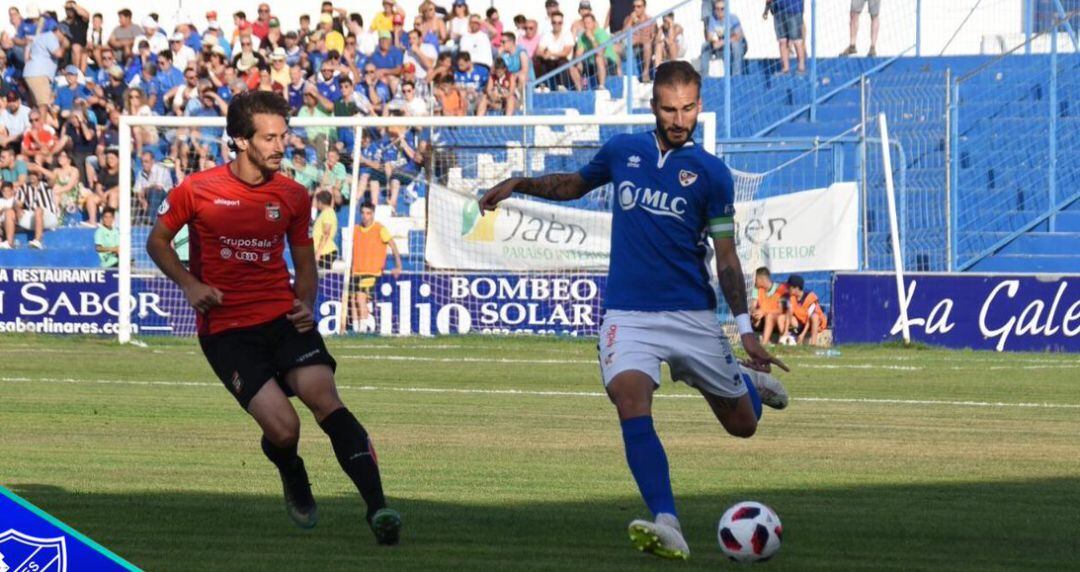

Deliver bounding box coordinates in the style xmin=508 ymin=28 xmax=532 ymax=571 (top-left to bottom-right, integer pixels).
xmin=0 ymin=485 xmax=139 ymax=571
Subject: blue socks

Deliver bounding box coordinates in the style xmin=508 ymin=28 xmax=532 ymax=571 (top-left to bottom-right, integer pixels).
xmin=743 ymin=373 xmax=763 ymax=420
xmin=620 ymin=416 xmax=677 ymax=519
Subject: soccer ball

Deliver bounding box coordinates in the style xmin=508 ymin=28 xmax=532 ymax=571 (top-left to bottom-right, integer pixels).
xmin=717 ymin=501 xmax=782 ymax=563
xmin=778 ymin=334 xmax=797 ymax=346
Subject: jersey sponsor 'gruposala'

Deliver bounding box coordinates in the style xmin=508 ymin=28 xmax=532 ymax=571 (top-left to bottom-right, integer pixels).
xmin=158 ymin=163 xmax=313 ymax=335
xmin=577 ymin=131 xmax=736 ymax=312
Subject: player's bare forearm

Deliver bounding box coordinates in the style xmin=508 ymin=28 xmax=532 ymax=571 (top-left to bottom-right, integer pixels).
xmin=714 ymin=237 xmax=749 ymax=316
xmin=146 ymin=221 xmax=198 ymax=289
xmin=479 ymin=173 xmax=591 ymax=211
xmin=290 ymin=244 xmax=318 ymax=309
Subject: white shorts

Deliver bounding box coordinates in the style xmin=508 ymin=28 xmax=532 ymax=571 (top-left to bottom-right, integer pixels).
xmin=18 ymin=209 xmax=59 ymax=231
xmin=598 ymin=310 xmax=747 ymax=399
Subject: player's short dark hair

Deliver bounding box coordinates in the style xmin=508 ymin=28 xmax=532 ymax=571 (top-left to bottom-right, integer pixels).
xmin=118 ymin=9 xmax=132 ymax=18
xmin=157 ymin=50 xmax=172 ymax=62
xmin=226 ymin=90 xmax=291 ymax=144
xmin=315 ymin=190 xmax=332 ymax=206
xmin=755 ymin=267 xmax=771 ymax=278
xmin=652 ymin=60 xmax=701 ymax=99
xmin=486 ymin=7 xmax=498 ymax=18
xmin=786 ymin=275 xmax=805 ymax=290
xmin=361 ymin=201 xmax=375 ymax=211
xmin=102 ymin=206 xmax=117 ymax=217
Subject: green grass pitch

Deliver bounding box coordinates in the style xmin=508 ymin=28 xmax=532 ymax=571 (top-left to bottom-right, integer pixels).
xmin=1 ymin=336 xmax=1078 ymax=571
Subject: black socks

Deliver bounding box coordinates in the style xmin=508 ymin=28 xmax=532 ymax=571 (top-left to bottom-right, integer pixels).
xmin=319 ymin=407 xmax=387 ymax=521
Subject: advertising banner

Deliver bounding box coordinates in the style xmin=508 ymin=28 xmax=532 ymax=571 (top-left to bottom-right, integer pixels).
xmin=833 ymin=273 xmax=1080 ymax=352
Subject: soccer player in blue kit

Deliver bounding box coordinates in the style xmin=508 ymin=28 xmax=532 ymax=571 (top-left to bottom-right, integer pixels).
xmin=480 ymin=61 xmax=790 ymax=560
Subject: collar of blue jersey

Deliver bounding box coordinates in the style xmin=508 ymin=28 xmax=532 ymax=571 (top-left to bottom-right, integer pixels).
xmin=652 ymin=129 xmax=695 ymax=169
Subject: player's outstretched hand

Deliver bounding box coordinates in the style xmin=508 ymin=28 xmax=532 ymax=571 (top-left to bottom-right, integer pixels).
xmin=183 ymin=282 xmax=223 ymax=314
xmin=740 ymin=333 xmax=790 ymax=373
xmin=287 ymin=299 xmax=315 ymax=333
xmin=479 ymin=178 xmax=519 ymax=212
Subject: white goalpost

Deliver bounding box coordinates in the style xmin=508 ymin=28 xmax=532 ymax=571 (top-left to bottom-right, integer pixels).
xmin=116 ymin=112 xmax=717 ymax=343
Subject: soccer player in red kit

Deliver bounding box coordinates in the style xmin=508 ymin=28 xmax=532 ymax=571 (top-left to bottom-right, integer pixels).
xmin=145 ymin=91 xmax=402 ymax=545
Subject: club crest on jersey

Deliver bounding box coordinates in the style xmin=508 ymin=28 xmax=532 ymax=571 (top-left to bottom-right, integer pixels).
xmin=265 ymin=202 xmax=281 ymax=222
xmin=0 ymin=529 xmax=67 ymax=572
xmin=627 ymin=155 xmax=641 ymax=168
xmin=231 ymin=371 xmax=243 ymax=393
xmin=679 ymin=169 xmax=698 ymax=187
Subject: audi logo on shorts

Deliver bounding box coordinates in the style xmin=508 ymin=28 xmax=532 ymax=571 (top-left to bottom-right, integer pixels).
xmin=234 ymin=250 xmax=259 ymax=262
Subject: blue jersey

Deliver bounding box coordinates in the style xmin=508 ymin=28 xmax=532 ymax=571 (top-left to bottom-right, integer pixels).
xmin=577 ymin=131 xmax=736 ymax=312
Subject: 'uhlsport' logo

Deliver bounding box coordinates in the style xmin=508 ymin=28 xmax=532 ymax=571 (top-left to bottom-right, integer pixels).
xmin=617 ymin=181 xmax=687 ymax=221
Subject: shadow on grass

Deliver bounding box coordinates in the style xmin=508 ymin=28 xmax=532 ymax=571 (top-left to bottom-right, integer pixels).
xmin=11 ymin=477 xmax=1080 ymax=571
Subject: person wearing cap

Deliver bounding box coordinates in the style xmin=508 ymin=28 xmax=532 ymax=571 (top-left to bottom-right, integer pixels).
xmin=459 ymin=14 xmax=494 ymax=72
xmin=448 ymin=0 xmax=471 ymax=44
xmin=571 ymin=1 xmax=593 ymax=36
xmin=169 ymin=31 xmax=196 ymax=73
xmin=54 ymin=64 xmax=91 ymax=111
xmin=251 ymin=3 xmax=273 ymax=41
xmin=175 ymin=14 xmax=203 ymax=54
xmin=268 ymin=47 xmax=290 ymax=86
xmin=107 ymin=8 xmax=140 ymax=60
xmin=370 ymin=31 xmax=403 ymax=94
xmin=784 ymin=274 xmax=828 ymax=346
xmin=231 ymin=34 xmax=265 ymax=78
xmin=100 ymin=64 xmax=127 ymax=108
xmin=23 ymin=20 xmax=68 ymax=107
xmin=62 ymin=2 xmax=91 ymax=71
xmin=203 ymin=11 xmax=219 ymax=37
xmin=371 ymin=0 xmax=403 ymax=35
xmin=260 ymin=17 xmax=284 ymax=53
xmin=133 ymin=16 xmax=168 ymax=55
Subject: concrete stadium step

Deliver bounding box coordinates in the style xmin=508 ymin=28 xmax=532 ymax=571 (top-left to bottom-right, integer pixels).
xmin=999 ymin=232 xmax=1080 ymax=255
xmin=1053 ymin=210 xmax=1080 ymax=231
xmin=970 ymin=254 xmax=1080 ymax=273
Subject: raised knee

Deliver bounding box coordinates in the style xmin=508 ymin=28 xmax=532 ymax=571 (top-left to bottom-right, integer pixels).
xmin=612 ymin=393 xmax=650 ymax=418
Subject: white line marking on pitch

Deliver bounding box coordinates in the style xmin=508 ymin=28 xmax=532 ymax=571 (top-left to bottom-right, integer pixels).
xmin=2 ymin=376 xmax=1078 ymax=410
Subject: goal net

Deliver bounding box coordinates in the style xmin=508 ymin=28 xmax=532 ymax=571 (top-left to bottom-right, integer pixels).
xmin=118 ymin=111 xmax=864 ymax=343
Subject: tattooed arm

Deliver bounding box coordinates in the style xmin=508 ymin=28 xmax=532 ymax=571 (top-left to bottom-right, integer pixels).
xmin=478 ymin=173 xmax=593 ymax=211
xmin=714 ymin=236 xmax=789 ymax=372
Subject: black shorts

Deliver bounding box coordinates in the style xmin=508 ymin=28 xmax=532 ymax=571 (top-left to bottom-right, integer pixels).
xmin=199 ymin=317 xmax=337 ymax=410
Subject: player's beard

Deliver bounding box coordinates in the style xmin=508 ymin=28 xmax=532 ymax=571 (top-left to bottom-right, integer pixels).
xmin=658 ymin=119 xmax=697 ymax=150
xmin=248 ymin=145 xmax=284 ymax=175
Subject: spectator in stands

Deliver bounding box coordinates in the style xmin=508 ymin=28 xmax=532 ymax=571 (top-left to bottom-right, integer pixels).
xmin=170 ymin=67 xmax=201 ymax=115
xmin=252 ymin=3 xmax=274 ymax=41
xmin=765 ymin=0 xmax=806 ymax=74
xmin=134 ymin=16 xmax=167 ymax=56
xmin=0 ymin=181 xmax=16 ymax=248
xmin=1 ymin=91 xmax=32 ymax=150
xmin=319 ymin=13 xmax=345 ymax=55
xmin=149 ymin=51 xmax=184 ymax=115
xmin=268 ymin=47 xmax=291 ymax=87
xmin=21 ymin=109 xmax=65 ymax=164
xmin=94 ymin=147 xmax=120 ymax=213
xmin=416 ymin=1 xmax=446 ymax=49
xmin=33 ymin=150 xmax=83 ymax=227
xmin=454 ymin=52 xmax=489 ymax=116
xmin=499 ymin=32 xmax=532 ymax=91
xmin=356 ymin=129 xmax=382 ymax=202
xmin=448 ymin=0 xmax=471 ymax=46
xmin=400 ymin=80 xmax=428 ymax=116
xmin=133 ymin=150 xmax=172 ymax=223
xmin=94 ymin=206 xmax=119 ymax=267
xmin=107 ymin=8 xmax=141 ymax=62
xmin=842 ymin=0 xmax=880 ymax=57
xmin=371 ymin=1 xmax=402 ymax=35
xmin=460 ymin=14 xmax=494 ymax=73
xmin=168 ymin=32 xmax=196 ymax=73
xmin=784 ymin=274 xmax=827 ymax=346
xmin=656 ymin=13 xmax=685 ymax=64
xmin=321 ymin=149 xmax=350 ymax=206
xmin=573 ymin=13 xmax=618 ymax=91
xmin=404 ymin=29 xmax=437 ymax=81
xmin=62 ymin=2 xmax=91 ymax=71
xmin=751 ymin=266 xmax=788 ymax=344
xmin=486 ymin=8 xmax=505 ymax=51
xmin=623 ymin=0 xmax=658 ymax=82
xmin=120 ymin=87 xmax=153 ymax=156
xmin=349 ymin=201 xmax=402 ymax=333
xmin=3 ymin=7 xmax=28 ymax=71
xmin=519 ymin=19 xmax=541 ymax=59
xmin=571 ymin=1 xmax=593 ymax=37
xmin=298 ymin=83 xmax=335 ymax=161
xmin=284 ymin=148 xmax=320 ymax=190
xmin=607 ymin=0 xmax=636 ymax=35
xmin=701 ymin=0 xmax=746 ymax=76
xmin=0 ymin=52 xmax=15 ymax=93
xmin=534 ymin=11 xmax=574 ymax=90
xmin=0 ymin=147 xmax=28 ymax=187
xmin=434 ymin=71 xmax=464 ymax=114
xmin=16 ymin=168 xmax=58 ymax=249
xmin=485 ymin=58 xmax=517 ymax=115
xmin=313 ymin=190 xmax=338 ymax=269
xmin=359 ymin=62 xmax=390 ymax=116
xmin=24 ymin=23 xmax=67 ymax=107
xmin=371 ymin=31 xmax=404 ymax=94
xmin=100 ymin=66 xmax=127 ymax=108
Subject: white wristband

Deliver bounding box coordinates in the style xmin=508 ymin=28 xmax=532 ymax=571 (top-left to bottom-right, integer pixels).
xmin=735 ymin=313 xmax=753 ymax=335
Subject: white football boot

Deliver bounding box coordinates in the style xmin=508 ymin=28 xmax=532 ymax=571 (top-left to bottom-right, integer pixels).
xmin=743 ymin=368 xmax=789 ymax=410
xmin=628 ymin=513 xmax=690 ymax=560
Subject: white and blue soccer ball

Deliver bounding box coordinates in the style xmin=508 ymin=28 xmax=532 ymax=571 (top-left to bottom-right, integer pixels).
xmin=717 ymin=501 xmax=783 ymax=563
xmin=779 ymin=334 xmax=797 ymax=346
